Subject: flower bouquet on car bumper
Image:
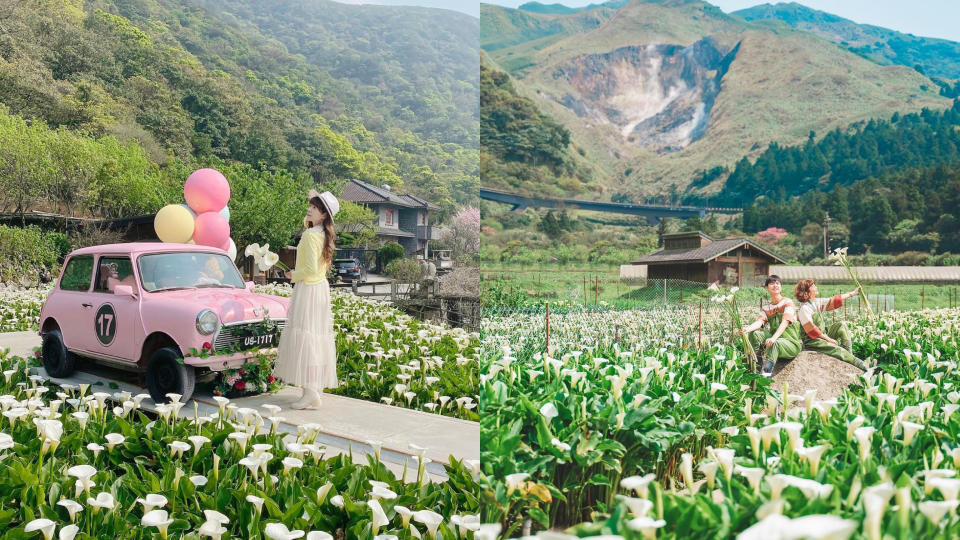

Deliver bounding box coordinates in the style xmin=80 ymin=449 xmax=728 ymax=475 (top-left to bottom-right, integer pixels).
xmin=213 ymin=352 xmax=283 ymax=398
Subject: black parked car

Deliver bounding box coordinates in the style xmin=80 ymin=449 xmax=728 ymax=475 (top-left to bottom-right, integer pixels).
xmin=333 ymin=258 xmax=365 ymax=282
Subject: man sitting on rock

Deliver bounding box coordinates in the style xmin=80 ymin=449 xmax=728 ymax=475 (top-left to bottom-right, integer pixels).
xmin=794 ymin=279 xmax=869 ymax=371
xmin=737 ymin=275 xmax=803 ymax=378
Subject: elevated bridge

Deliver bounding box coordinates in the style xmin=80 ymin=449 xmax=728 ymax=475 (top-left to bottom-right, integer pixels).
xmin=479 ymin=187 xmax=741 ymax=221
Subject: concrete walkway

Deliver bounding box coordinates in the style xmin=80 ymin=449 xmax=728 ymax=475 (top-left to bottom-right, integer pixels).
xmin=1 ymin=331 xmax=478 ymax=482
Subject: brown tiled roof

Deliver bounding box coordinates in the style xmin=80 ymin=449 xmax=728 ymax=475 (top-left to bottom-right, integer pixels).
xmin=399 ymin=193 xmax=441 ymax=211
xmin=338 ymin=179 xmax=445 ymax=211
xmin=340 ymin=179 xmax=417 ymax=207
xmin=633 ymin=238 xmax=786 ymax=265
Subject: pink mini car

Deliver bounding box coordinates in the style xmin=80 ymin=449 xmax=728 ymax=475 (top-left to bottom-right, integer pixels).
xmin=38 ymin=243 xmax=289 ymax=403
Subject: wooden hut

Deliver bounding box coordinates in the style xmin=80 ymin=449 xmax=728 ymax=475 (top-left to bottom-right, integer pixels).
xmin=631 ymin=231 xmax=786 ymax=286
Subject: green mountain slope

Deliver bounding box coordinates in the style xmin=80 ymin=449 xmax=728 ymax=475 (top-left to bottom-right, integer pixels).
xmin=194 ymin=0 xmax=479 ymax=147
xmin=480 ymin=2 xmax=616 ymax=57
xmin=0 ymin=0 xmax=477 ymax=213
xmin=480 ymin=59 xmax=594 ymax=195
xmin=734 ymin=2 xmax=960 ymax=80
xmin=480 ymin=0 xmax=950 ymax=201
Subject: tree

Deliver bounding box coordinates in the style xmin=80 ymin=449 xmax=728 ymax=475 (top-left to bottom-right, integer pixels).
xmin=438 ymin=206 xmax=480 ymax=263
xmin=537 ymin=210 xmax=562 ymax=239
xmin=213 ymin=161 xmax=311 ymax=260
xmin=378 ymin=241 xmax=405 ymax=270
xmin=333 ymin=201 xmax=377 ymax=248
xmin=755 ymin=227 xmax=788 ymax=245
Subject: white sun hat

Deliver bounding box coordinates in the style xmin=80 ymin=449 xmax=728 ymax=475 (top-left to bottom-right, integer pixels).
xmin=308 ymin=189 xmax=340 ymax=221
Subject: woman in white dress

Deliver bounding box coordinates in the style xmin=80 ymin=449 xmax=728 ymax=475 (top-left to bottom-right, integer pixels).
xmin=275 ymin=189 xmax=340 ymax=409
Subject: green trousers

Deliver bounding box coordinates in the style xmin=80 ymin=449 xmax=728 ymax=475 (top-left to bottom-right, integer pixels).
xmin=802 ymin=321 xmax=865 ymax=370
xmin=748 ymin=328 xmax=802 ymax=364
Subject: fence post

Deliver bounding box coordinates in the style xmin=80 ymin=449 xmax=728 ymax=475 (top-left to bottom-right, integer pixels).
xmin=698 ymin=302 xmax=703 ymax=350
xmin=663 ymin=278 xmax=667 ymax=305
xmin=921 ymin=285 xmax=925 ymax=310
xmin=352 ymin=280 xmax=358 ymax=295
xmin=595 ymin=276 xmax=599 ymax=306
xmin=583 ymin=276 xmax=587 ymax=305
xmin=545 ymin=302 xmax=551 ymax=355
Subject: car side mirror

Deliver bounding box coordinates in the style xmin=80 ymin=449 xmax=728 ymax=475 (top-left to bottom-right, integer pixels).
xmin=114 ymin=285 xmax=136 ymax=298
xmin=245 ymin=281 xmax=255 ymax=291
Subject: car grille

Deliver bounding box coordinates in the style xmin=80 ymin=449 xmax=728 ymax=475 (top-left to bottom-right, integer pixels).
xmin=213 ymin=320 xmax=286 ymax=352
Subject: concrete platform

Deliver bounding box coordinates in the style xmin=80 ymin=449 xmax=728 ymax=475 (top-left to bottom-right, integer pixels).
xmin=0 ymin=331 xmax=478 ymax=481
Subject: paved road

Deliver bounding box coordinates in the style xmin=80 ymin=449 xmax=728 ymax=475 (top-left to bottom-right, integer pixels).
xmin=1 ymin=331 xmax=478 ymax=481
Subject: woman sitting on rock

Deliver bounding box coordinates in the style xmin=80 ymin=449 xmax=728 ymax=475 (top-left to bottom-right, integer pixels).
xmin=737 ymin=275 xmax=803 ymax=378
xmin=794 ymin=279 xmax=869 ymax=370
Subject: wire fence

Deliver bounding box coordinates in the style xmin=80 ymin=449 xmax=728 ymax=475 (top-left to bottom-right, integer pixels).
xmin=479 ymin=287 xmax=927 ymax=356
xmin=482 ymin=272 xmax=960 ymax=314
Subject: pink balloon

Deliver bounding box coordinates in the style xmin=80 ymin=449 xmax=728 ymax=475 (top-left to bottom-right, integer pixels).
xmin=218 ymin=238 xmax=230 ymax=252
xmin=184 ymin=168 xmax=230 ymax=213
xmin=193 ymin=212 xmax=230 ymax=248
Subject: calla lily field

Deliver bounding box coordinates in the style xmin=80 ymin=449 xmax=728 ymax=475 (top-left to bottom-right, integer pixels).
xmin=0 ymin=284 xmax=480 ymax=420
xmin=479 ymin=303 xmax=960 ymax=539
xmin=0 ymin=348 xmax=481 ymax=539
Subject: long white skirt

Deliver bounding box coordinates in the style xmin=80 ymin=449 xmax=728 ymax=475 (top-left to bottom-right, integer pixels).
xmin=274 ymin=280 xmax=338 ymax=390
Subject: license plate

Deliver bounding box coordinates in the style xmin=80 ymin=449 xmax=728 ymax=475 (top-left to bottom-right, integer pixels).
xmin=243 ymin=334 xmax=275 ymax=347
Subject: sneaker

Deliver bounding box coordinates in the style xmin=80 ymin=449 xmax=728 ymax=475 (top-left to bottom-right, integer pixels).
xmin=761 ymin=360 xmax=775 ymax=378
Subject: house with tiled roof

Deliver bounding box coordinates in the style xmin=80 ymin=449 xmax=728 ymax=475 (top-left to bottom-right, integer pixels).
xmin=631 ymin=231 xmax=786 ymax=286
xmin=339 ymin=179 xmax=441 ymax=256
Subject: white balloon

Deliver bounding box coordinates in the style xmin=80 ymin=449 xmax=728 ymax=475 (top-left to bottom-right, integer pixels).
xmin=227 ymin=238 xmax=237 ymax=260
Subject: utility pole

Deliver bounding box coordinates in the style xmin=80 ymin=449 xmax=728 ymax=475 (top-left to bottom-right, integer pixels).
xmin=823 ymin=211 xmax=832 ymax=259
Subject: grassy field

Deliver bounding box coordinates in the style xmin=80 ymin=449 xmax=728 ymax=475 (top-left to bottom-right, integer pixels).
xmin=483 ymin=263 xmax=960 ymax=312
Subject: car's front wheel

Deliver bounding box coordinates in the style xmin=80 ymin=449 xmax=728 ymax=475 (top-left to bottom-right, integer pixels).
xmin=146 ymin=347 xmax=195 ymax=403
xmin=42 ymin=329 xmax=77 ymax=378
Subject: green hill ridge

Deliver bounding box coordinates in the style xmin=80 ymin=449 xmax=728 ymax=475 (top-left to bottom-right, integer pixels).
xmin=480 ymin=0 xmax=950 ymax=201
xmin=0 ymin=0 xmax=479 ymax=215
xmin=733 ymin=2 xmax=960 ymax=80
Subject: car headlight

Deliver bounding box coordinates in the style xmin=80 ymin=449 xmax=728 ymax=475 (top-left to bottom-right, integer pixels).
xmin=196 ymin=309 xmax=219 ymax=335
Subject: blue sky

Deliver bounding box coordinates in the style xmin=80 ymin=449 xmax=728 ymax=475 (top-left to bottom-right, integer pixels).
xmin=480 ymin=0 xmax=960 ymax=42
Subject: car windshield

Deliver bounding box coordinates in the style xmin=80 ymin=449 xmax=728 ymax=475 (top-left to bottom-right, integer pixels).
xmin=335 ymin=260 xmax=356 ymax=267
xmin=139 ymin=252 xmax=245 ymax=292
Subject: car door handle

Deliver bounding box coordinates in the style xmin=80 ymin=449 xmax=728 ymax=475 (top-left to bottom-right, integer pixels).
xmin=81 ymin=303 xmax=92 ymax=308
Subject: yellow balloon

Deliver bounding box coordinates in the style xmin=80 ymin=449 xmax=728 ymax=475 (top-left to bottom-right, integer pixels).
xmin=154 ymin=204 xmax=195 ymax=243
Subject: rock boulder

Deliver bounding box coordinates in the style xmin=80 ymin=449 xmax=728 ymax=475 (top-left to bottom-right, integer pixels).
xmin=770 ymin=350 xmax=865 ymax=401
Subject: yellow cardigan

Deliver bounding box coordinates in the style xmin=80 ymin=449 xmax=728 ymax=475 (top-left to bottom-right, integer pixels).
xmin=290 ymin=228 xmax=330 ymax=285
